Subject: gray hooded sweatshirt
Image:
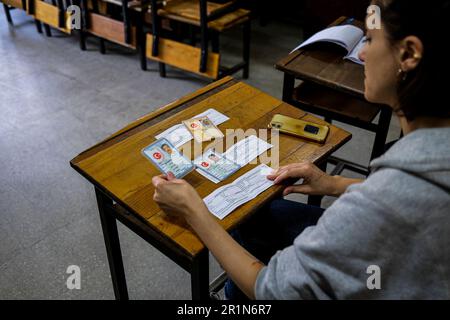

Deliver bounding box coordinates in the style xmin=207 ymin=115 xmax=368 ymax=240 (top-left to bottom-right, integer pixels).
xmin=255 ymin=127 xmax=450 ymax=299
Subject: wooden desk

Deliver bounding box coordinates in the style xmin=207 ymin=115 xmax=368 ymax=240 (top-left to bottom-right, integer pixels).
xmin=70 ymin=76 xmax=351 ymax=300
xmin=275 ymin=16 xmax=392 ymax=174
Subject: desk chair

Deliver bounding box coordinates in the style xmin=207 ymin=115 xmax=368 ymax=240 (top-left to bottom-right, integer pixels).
xmin=79 ymin=0 xmax=147 ymax=55
xmin=27 ymin=0 xmax=73 ymax=36
xmin=143 ymin=0 xmax=251 ymax=80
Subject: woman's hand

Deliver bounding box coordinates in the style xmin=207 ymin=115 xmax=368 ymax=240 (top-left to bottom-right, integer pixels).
xmin=267 ymin=162 xmax=339 ymax=197
xmin=153 ymin=173 xmax=264 ymax=299
xmin=152 ymin=173 xmax=209 ymax=223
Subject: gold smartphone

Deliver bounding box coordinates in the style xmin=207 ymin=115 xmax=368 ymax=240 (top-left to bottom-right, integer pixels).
xmin=268 ymin=114 xmax=330 ymax=143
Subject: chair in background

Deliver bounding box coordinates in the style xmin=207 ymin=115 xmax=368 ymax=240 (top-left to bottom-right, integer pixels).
xmin=79 ymin=0 xmax=147 ymax=55
xmin=143 ymin=0 xmax=251 ymax=80
xmin=26 ymin=0 xmax=73 ymax=36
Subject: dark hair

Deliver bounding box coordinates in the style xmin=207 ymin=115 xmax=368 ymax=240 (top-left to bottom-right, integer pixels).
xmin=373 ymin=0 xmax=450 ymax=120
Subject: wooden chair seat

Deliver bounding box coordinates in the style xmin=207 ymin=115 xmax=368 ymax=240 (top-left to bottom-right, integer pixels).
xmin=158 ymin=0 xmax=250 ymax=31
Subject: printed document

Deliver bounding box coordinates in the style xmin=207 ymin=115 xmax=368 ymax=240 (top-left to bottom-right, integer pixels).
xmin=204 ymin=164 xmax=274 ymax=220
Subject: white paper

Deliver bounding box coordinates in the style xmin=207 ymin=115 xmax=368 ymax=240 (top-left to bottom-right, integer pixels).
xmin=223 ymin=135 xmax=273 ymax=166
xmin=155 ymin=108 xmax=229 ymax=148
xmin=291 ymin=25 xmax=364 ymax=54
xmin=204 ymin=164 xmax=274 ymax=220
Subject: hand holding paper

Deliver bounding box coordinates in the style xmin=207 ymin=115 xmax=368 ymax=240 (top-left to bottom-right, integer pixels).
xmin=152 ymin=173 xmax=209 ymax=221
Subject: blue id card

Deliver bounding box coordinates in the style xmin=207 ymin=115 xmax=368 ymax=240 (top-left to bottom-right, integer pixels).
xmin=193 ymin=151 xmax=241 ymax=182
xmin=142 ymin=138 xmax=194 ymax=179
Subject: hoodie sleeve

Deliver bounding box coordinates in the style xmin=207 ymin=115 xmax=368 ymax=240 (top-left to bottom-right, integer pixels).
xmin=254 ymin=172 xmax=409 ymax=300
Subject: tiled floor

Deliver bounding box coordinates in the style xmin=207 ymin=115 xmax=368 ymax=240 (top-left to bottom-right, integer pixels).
xmin=0 ymin=9 xmax=401 ymax=299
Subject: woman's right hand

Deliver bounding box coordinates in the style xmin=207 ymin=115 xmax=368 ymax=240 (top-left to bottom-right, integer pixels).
xmin=267 ymin=162 xmax=340 ymax=197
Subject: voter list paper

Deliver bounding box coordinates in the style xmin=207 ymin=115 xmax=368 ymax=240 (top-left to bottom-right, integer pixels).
xmin=195 ymin=135 xmax=273 ymax=183
xmin=155 ymin=108 xmax=229 ymax=148
xmin=203 ymin=164 xmax=275 ymax=220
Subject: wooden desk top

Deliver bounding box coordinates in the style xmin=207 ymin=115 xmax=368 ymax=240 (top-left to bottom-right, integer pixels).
xmin=70 ymin=76 xmax=351 ymax=258
xmin=275 ymin=16 xmax=366 ymax=98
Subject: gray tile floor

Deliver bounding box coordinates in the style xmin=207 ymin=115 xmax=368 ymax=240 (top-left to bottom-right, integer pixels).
xmin=0 ymin=10 xmax=401 ymax=299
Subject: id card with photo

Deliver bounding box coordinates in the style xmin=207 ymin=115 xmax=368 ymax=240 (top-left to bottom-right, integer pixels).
xmin=183 ymin=116 xmax=224 ymax=143
xmin=142 ymin=138 xmax=194 ymax=179
xmin=194 ymin=151 xmax=241 ymax=182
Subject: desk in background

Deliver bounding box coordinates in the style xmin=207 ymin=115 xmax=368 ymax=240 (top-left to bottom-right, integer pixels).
xmin=276 ymin=16 xmax=393 ymax=176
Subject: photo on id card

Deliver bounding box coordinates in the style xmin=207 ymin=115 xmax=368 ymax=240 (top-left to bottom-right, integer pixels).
xmin=182 ymin=116 xmax=224 ymax=143
xmin=194 ymin=151 xmax=241 ymax=182
xmin=142 ymin=138 xmax=194 ymax=178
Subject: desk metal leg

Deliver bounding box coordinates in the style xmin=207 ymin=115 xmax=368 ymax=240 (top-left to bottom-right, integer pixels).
xmin=371 ymin=106 xmax=392 ymax=160
xmin=95 ymin=188 xmax=129 ymax=300
xmin=282 ymin=73 xmax=295 ymax=102
xmin=191 ymin=249 xmax=210 ymax=300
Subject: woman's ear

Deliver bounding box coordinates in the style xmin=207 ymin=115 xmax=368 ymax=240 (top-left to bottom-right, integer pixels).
xmin=398 ymin=36 xmax=424 ymax=72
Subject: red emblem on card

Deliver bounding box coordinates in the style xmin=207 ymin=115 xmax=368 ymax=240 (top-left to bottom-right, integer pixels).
xmin=153 ymin=152 xmax=162 ymax=160
xmin=201 ymin=161 xmax=209 ymax=168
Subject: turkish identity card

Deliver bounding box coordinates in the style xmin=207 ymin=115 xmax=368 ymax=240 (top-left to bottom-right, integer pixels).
xmin=182 ymin=116 xmax=224 ymax=143
xmin=142 ymin=138 xmax=194 ymax=178
xmin=194 ymin=150 xmax=241 ymax=182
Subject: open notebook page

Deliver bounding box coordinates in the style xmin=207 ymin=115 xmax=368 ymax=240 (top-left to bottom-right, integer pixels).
xmin=291 ymin=25 xmax=364 ymax=54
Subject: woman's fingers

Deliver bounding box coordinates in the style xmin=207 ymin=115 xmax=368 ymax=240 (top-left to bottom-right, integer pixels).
xmin=283 ymin=184 xmax=311 ymax=196
xmin=272 ymin=166 xmax=308 ymax=185
xmin=152 ymin=174 xmax=168 ymax=188
xmin=166 ymin=172 xmax=176 ymax=181
xmin=267 ymin=164 xmax=297 ymax=181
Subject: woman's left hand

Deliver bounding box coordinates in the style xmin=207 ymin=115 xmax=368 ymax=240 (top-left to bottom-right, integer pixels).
xmin=152 ymin=172 xmax=208 ymax=223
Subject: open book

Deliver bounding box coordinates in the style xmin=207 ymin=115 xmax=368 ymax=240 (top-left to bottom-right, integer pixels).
xmin=291 ymin=25 xmax=366 ymax=65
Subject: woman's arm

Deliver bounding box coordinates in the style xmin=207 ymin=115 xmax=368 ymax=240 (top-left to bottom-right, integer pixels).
xmin=187 ymin=206 xmax=263 ymax=299
xmin=152 ymin=173 xmax=263 ymax=299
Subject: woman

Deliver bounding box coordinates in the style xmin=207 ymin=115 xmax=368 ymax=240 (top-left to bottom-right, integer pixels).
xmin=152 ymin=0 xmax=450 ymax=299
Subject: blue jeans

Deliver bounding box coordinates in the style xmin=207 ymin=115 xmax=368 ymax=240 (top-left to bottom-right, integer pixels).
xmin=224 ymin=199 xmax=325 ymax=300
